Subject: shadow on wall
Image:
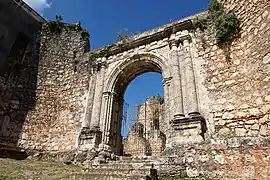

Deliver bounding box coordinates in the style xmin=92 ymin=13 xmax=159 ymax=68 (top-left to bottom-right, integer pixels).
xmin=0 ymin=29 xmax=41 ymax=144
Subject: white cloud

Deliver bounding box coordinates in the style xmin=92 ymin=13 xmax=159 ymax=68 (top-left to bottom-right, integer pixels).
xmin=23 ymin=0 xmax=51 ymax=14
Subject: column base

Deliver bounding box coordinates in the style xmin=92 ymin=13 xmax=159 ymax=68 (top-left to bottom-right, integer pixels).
xmin=78 ymin=127 xmax=102 ymax=151
xmin=188 ymin=112 xmax=201 ymax=117
xmin=167 ymin=116 xmax=206 ymax=147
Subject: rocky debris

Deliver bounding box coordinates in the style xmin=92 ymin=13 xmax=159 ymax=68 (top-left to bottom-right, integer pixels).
xmin=62 ymin=153 xmax=75 ymax=164
xmin=75 ymin=152 xmax=87 ymax=163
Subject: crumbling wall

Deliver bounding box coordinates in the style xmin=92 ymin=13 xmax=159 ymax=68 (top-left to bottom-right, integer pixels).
xmin=124 ymin=97 xmax=166 ymax=156
xmin=158 ymin=0 xmax=270 ymax=178
xmin=158 ymin=138 xmax=270 ymax=179
xmin=137 ymin=96 xmax=166 ymax=136
xmin=123 ymin=122 xmax=151 ymax=156
xmin=194 ymin=0 xmax=270 ymax=139
xmin=17 ymin=24 xmax=91 ymax=153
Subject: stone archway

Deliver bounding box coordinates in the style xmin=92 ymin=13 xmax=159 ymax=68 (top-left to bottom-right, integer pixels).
xmin=79 ymin=20 xmax=207 ymax=155
xmin=100 ymin=53 xmax=169 ymax=155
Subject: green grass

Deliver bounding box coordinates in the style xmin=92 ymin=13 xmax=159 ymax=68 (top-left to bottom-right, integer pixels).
xmin=0 ymin=158 xmax=84 ymax=180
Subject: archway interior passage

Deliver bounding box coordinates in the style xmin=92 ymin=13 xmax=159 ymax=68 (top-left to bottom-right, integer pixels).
xmin=122 ymin=72 xmax=164 ymax=139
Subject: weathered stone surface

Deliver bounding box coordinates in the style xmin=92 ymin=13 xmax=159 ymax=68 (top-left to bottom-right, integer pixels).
xmin=186 ymin=167 xmax=199 ymax=178
xmin=219 ymin=127 xmax=231 ymax=137
xmin=259 ymin=115 xmax=269 ymax=124
xmin=259 ymin=126 xmax=268 ymax=136
xmin=235 ymin=128 xmax=247 ymax=137
xmin=1 ymin=0 xmax=268 ymax=157
xmin=263 ymin=53 xmax=270 ymax=64
xmin=123 ymin=122 xmax=151 ymax=157
xmin=0 ymin=0 xmax=270 ymax=179
xmin=261 ymin=105 xmax=270 ymax=114
xmin=123 ymin=97 xmax=166 ymax=156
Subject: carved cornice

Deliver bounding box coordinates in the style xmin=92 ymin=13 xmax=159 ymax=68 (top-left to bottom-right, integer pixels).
xmin=89 ymin=20 xmax=195 ymax=58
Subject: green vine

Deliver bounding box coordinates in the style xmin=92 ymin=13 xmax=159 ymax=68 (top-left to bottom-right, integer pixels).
xmin=194 ymin=0 xmax=240 ymax=46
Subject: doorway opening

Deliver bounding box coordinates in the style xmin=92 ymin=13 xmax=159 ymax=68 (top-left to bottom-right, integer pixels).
xmin=121 ymin=72 xmax=166 ymax=157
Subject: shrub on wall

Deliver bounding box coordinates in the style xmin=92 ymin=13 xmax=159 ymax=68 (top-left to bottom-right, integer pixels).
xmin=194 ymin=0 xmax=240 ymax=46
xmin=81 ymin=29 xmax=90 ymax=39
xmin=46 ymin=14 xmax=64 ymax=33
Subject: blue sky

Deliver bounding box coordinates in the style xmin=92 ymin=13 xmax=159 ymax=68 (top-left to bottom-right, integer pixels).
xmin=23 ymin=0 xmax=209 ymax=136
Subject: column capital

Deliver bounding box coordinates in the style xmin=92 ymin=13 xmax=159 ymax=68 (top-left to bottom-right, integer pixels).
xmin=93 ymin=61 xmax=107 ymax=71
xmin=162 ymin=77 xmax=172 ymax=86
xmin=169 ymin=40 xmax=180 ymax=50
xmin=181 ymin=36 xmax=192 ymax=47
xmin=103 ymin=91 xmax=118 ymax=98
xmin=100 ymin=61 xmax=108 ymax=68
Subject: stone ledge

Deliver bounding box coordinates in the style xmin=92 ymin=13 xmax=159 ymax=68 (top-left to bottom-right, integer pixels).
xmin=89 ymin=20 xmax=195 ymax=58
xmin=0 ymin=140 xmax=27 ymax=160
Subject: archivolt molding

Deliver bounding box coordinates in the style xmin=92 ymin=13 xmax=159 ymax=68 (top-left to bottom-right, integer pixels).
xmin=104 ymin=52 xmax=170 ymax=95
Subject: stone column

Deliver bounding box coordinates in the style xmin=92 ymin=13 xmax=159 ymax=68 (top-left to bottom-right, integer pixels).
xmin=90 ymin=60 xmax=106 ymax=129
xmin=163 ymin=77 xmax=172 ymax=133
xmin=101 ymin=92 xmax=115 ymax=145
xmin=116 ymin=96 xmax=124 ymax=155
xmin=181 ymin=39 xmax=200 ymax=116
xmin=82 ymin=68 xmax=97 ymax=127
xmin=100 ymin=92 xmax=110 ymax=133
xmin=170 ymin=41 xmax=185 ymax=119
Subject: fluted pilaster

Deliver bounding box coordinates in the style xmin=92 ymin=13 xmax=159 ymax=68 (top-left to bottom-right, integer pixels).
xmin=181 ymin=39 xmax=200 ymax=116
xmin=90 ymin=59 xmax=107 ymax=129
xmin=169 ymin=40 xmax=185 ymax=119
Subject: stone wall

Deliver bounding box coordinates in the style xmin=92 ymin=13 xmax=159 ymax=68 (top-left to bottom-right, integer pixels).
xmin=194 ymin=0 xmax=270 ymax=139
xmin=17 ymin=24 xmax=91 ymax=153
xmin=137 ymin=96 xmax=166 ymax=137
xmin=0 ymin=0 xmax=45 ymax=144
xmin=123 ymin=122 xmax=151 ymax=156
xmin=158 ymin=138 xmax=270 ymax=179
xmin=1 ymin=0 xmax=269 ymax=164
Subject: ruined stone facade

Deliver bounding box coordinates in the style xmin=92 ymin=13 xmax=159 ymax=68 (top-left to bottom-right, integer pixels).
xmin=123 ymin=96 xmax=166 ymax=156
xmin=1 ymin=0 xmax=270 ymax=179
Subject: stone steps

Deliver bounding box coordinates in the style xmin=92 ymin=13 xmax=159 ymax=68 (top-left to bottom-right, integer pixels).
xmin=71 ymin=173 xmax=149 ymax=180
xmin=87 ymin=167 xmax=150 ymax=175
xmin=83 ymin=156 xmax=156 ymax=180
xmin=95 ymin=161 xmax=153 ymax=169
